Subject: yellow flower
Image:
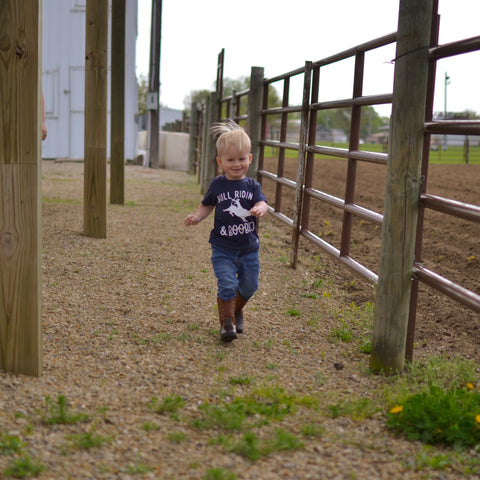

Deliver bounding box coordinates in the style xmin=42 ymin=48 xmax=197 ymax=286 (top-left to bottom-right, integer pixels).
xmin=467 ymin=382 xmax=475 ymax=390
xmin=390 ymin=405 xmax=403 ymax=414
xmin=475 ymin=414 xmax=480 ymax=425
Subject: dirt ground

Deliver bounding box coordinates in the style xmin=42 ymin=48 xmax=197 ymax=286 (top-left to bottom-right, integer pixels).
xmin=261 ymin=157 xmax=480 ymax=359
xmin=0 ymin=159 xmax=479 ymax=480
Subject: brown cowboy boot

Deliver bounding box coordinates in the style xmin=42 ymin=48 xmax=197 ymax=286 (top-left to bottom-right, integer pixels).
xmin=234 ymin=291 xmax=248 ymax=334
xmin=217 ymin=297 xmax=237 ymax=342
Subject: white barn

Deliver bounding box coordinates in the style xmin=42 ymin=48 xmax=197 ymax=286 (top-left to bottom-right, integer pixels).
xmin=42 ymin=0 xmax=139 ymax=161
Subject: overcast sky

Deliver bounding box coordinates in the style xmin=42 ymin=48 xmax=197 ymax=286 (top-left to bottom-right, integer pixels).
xmin=135 ymin=0 xmax=480 ymax=117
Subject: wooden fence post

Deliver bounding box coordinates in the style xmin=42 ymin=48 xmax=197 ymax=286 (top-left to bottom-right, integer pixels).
xmin=187 ymin=102 xmax=198 ymax=175
xmin=84 ymin=0 xmax=108 ymax=238
xmin=247 ymin=67 xmax=264 ymax=179
xmin=110 ymin=0 xmax=126 ymax=205
xmin=201 ymin=91 xmax=219 ymax=194
xmin=370 ymin=0 xmax=433 ymax=374
xmin=0 ymin=0 xmax=42 ymax=376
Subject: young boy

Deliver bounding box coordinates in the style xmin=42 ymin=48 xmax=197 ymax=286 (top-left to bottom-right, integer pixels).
xmin=184 ymin=121 xmax=268 ymax=342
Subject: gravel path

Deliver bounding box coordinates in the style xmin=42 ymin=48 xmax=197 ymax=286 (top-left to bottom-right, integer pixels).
xmin=0 ymin=161 xmax=477 ymax=479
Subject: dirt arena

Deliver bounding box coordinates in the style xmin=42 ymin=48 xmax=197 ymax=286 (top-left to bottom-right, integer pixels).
xmin=261 ymin=157 xmax=480 ymax=360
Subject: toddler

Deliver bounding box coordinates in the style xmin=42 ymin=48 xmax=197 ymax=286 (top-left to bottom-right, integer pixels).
xmin=184 ymin=121 xmax=268 ymax=342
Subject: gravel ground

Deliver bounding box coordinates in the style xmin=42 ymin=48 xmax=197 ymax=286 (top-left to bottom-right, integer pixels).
xmin=0 ymin=160 xmax=478 ymax=480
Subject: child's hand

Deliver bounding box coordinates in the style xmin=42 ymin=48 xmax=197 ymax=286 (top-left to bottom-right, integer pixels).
xmin=250 ymin=202 xmax=268 ymax=218
xmin=184 ymin=214 xmax=199 ymax=226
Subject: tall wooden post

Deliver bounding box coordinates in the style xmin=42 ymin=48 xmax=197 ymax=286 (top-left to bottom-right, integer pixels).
xmin=187 ymin=102 xmax=198 ymax=175
xmin=247 ymin=66 xmax=264 ymax=179
xmin=0 ymin=0 xmax=43 ymax=376
xmin=147 ymin=0 xmax=162 ymax=168
xmin=202 ymin=91 xmax=219 ymax=194
xmin=370 ymin=0 xmax=433 ymax=374
xmin=110 ymin=0 xmax=126 ymax=205
xmin=84 ymin=0 xmax=108 ymax=238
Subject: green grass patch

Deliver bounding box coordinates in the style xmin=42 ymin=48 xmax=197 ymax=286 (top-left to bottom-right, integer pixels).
xmin=40 ymin=395 xmax=90 ymax=425
xmin=148 ymin=395 xmax=185 ymax=415
xmin=0 ymin=433 xmax=25 ymax=455
xmin=192 ymin=386 xmax=317 ymax=432
xmin=3 ymin=455 xmax=45 ymax=478
xmin=264 ymin=144 xmax=480 ymax=164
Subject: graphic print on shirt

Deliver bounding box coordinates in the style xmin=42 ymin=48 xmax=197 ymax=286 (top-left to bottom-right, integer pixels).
xmin=223 ymin=199 xmax=252 ymax=222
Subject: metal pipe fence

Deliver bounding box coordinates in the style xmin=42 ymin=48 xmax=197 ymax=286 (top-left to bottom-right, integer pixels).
xmin=189 ymin=1 xmax=480 ymax=362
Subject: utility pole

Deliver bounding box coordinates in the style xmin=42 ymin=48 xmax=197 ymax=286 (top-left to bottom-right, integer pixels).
xmin=146 ymin=0 xmax=162 ymax=168
xmin=443 ymin=72 xmax=450 ymax=151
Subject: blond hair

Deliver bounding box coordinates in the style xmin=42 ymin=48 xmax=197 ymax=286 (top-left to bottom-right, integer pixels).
xmin=210 ymin=120 xmax=251 ymax=157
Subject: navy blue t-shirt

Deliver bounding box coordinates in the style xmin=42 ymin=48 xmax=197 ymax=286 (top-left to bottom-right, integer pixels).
xmin=202 ymin=175 xmax=267 ymax=253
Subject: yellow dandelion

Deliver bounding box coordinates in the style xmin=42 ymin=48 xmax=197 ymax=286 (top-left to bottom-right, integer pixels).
xmin=467 ymin=382 xmax=475 ymax=390
xmin=390 ymin=405 xmax=403 ymax=414
xmin=476 ymin=414 xmax=480 ymax=425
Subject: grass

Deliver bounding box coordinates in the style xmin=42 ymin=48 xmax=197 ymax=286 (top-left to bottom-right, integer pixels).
xmin=40 ymin=395 xmax=90 ymax=425
xmin=2 ymin=355 xmax=478 ymax=477
xmin=264 ymin=144 xmax=480 ymax=164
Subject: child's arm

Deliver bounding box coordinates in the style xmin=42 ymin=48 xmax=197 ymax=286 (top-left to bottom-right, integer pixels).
xmin=184 ymin=204 xmax=214 ymax=226
xmin=250 ymin=201 xmax=268 ymax=218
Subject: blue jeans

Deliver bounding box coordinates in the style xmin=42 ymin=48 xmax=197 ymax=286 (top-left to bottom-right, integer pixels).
xmin=211 ymin=245 xmax=260 ymax=302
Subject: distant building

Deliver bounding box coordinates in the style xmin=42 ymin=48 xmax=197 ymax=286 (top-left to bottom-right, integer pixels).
xmin=42 ymin=0 xmax=139 ymax=161
xmin=316 ymin=125 xmax=347 ymax=144
xmin=137 ymin=107 xmax=184 ymax=131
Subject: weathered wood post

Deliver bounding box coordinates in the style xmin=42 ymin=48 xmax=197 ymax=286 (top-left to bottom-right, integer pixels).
xmin=370 ymin=0 xmax=433 ymax=374
xmin=201 ymin=91 xmax=219 ymax=194
xmin=110 ymin=0 xmax=126 ymax=205
xmin=0 ymin=0 xmax=43 ymax=376
xmin=84 ymin=0 xmax=108 ymax=238
xmin=247 ymin=66 xmax=264 ymax=179
xmin=187 ymin=102 xmax=198 ymax=175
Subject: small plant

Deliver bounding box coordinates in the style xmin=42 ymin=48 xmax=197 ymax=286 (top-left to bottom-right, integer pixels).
xmin=203 ymin=467 xmax=237 ymax=480
xmin=68 ymin=430 xmax=110 ymax=450
xmin=41 ymin=395 xmax=89 ymax=425
xmin=0 ymin=432 xmax=25 ymax=455
xmin=300 ymin=423 xmax=325 ymax=438
xmin=327 ymin=397 xmax=380 ymax=421
xmin=413 ymin=449 xmax=454 ymax=471
xmin=267 ymin=428 xmax=304 ymax=452
xmin=3 ymin=455 xmax=45 ymax=478
xmin=387 ymin=385 xmax=480 ymax=448
xmin=229 ymin=375 xmax=253 ymax=386
xmin=148 ymin=395 xmax=185 ymax=415
xmin=286 ymin=308 xmax=301 ymax=317
xmin=141 ymin=421 xmax=160 ymax=432
xmin=126 ymin=461 xmax=152 ymax=474
xmin=230 ymin=432 xmax=261 ymax=461
xmin=329 ymin=325 xmax=354 ymax=343
xmin=167 ymin=431 xmax=187 ymax=443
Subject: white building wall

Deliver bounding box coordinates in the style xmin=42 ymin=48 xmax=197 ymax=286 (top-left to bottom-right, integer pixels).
xmin=42 ymin=0 xmax=138 ymax=161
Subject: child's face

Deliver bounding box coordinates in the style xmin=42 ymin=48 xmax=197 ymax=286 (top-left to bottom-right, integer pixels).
xmin=216 ymin=144 xmax=252 ymax=180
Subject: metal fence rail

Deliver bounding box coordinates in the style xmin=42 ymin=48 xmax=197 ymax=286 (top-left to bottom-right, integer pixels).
xmin=190 ymin=0 xmax=480 ymax=363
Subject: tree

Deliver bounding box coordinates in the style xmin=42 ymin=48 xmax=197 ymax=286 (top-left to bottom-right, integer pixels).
xmin=183 ymin=89 xmax=211 ymax=112
xmin=137 ymin=74 xmax=148 ymax=116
